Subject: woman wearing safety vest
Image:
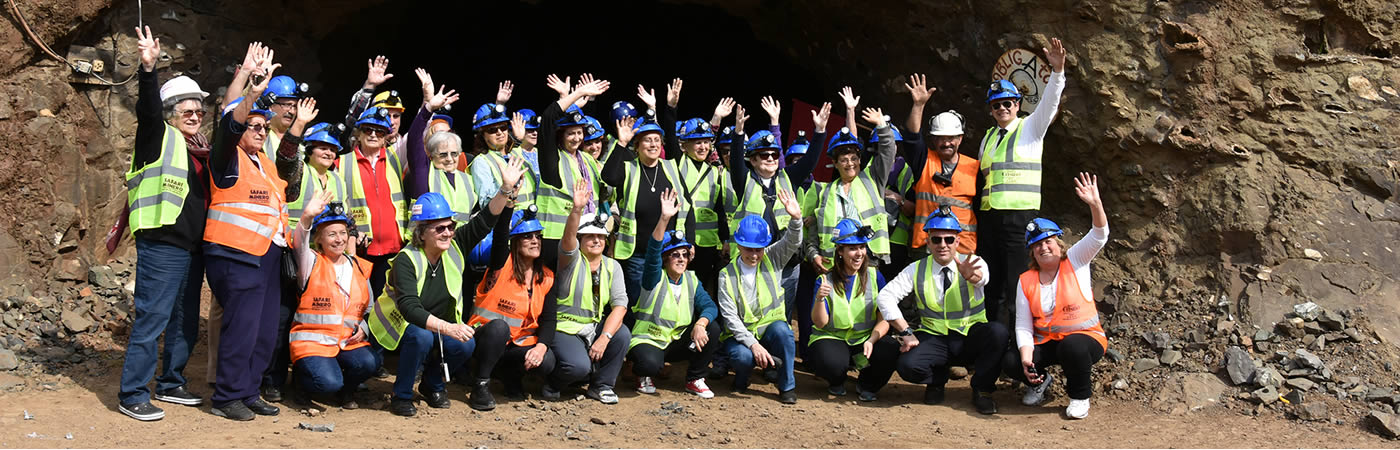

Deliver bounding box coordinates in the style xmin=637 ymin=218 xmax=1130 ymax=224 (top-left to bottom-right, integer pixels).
xmin=1003 ymin=172 xmax=1109 ymax=420
xmin=404 ymin=68 xmax=472 ymax=218
xmin=287 ymin=191 xmax=379 ymax=409
xmin=472 ymin=105 xmax=537 ymax=210
xmin=809 ymin=102 xmax=898 ymax=277
xmin=717 ymin=189 xmax=804 ymax=404
xmin=536 ymin=73 xmax=610 ymax=271
xmin=203 ymin=43 xmax=303 ymax=421
xmin=340 ymin=105 xmax=410 ymax=302
xmin=603 ymin=81 xmax=688 ymax=302
xmin=548 ymin=179 xmax=633 ymax=404
xmin=672 ymin=104 xmax=736 ymax=297
xmin=581 ymin=115 xmax=608 ymax=161
xmin=628 ymin=190 xmax=720 ymax=398
xmin=807 ymin=219 xmax=899 ymax=402
xmin=875 ymin=209 xmax=1005 ymax=414
xmin=466 ymin=200 xmax=559 ymax=410
xmin=366 ymin=159 xmax=525 ymax=417
xmin=286 ymin=123 xmax=348 ymax=230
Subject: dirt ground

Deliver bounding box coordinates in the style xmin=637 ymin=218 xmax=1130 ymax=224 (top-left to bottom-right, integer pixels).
xmin=0 ymin=347 xmax=1391 ymax=449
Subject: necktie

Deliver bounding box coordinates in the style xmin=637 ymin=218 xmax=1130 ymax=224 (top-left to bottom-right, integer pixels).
xmin=940 ymin=267 xmax=952 ymax=293
xmin=995 ymin=128 xmax=1009 ymax=147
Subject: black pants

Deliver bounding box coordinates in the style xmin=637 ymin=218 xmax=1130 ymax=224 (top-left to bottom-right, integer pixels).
xmin=896 ymin=322 xmax=1009 ymax=393
xmin=628 ymin=320 xmax=722 ymax=382
xmin=883 ymin=243 xmax=909 ymax=283
xmin=794 ymin=260 xmax=818 ymax=358
xmin=260 ymin=281 xmax=299 ymax=391
xmin=472 ymin=319 xmax=556 ymax=383
xmin=363 ymin=253 xmax=395 ymax=303
xmin=975 ymin=209 xmax=1037 ymax=325
xmin=807 ymin=336 xmax=900 ymax=393
xmin=1003 ymin=333 xmax=1104 ymax=400
xmin=692 ymin=246 xmax=722 ymax=302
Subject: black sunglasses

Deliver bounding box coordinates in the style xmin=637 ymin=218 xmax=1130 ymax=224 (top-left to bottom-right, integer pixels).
xmin=991 ymin=100 xmax=1016 ymax=110
xmin=929 ymin=235 xmax=956 ymax=246
xmin=754 ymin=151 xmax=780 ymax=161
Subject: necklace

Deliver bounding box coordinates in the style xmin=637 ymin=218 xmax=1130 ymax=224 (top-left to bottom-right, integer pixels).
xmin=641 ymin=163 xmax=660 ymax=193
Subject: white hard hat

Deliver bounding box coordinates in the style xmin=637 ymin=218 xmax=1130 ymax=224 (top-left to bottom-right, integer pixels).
xmin=578 ymin=212 xmax=609 ymax=236
xmin=159 ymin=75 xmax=209 ymax=104
xmin=927 ymin=111 xmax=965 ymax=136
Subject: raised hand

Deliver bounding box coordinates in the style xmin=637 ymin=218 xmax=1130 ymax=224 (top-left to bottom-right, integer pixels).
xmin=811 ymin=102 xmax=832 ymax=130
xmin=815 ymin=277 xmax=832 ymax=299
xmin=294 ymin=97 xmax=319 ymax=126
xmin=302 ymin=189 xmax=333 ymax=223
xmin=713 ymin=97 xmax=736 ymax=119
xmin=135 ymin=26 xmax=160 ymax=71
xmin=414 ymin=68 xmax=435 ymax=103
xmin=572 ymin=178 xmax=593 ymax=212
xmin=659 ymin=189 xmax=679 ymax=220
xmin=510 ymin=112 xmax=526 ymax=141
xmin=425 ymin=85 xmax=459 ymax=112
xmin=500 ymin=154 xmax=527 ymax=193
xmin=666 ymin=78 xmax=683 ymax=108
xmin=364 ymin=55 xmax=393 ymax=89
xmin=546 ymin=74 xmax=571 ymax=97
xmin=495 ymin=80 xmax=514 ymax=104
xmin=249 ymin=45 xmax=280 ymax=94
xmin=759 ymin=96 xmax=781 ymax=125
xmin=905 ymin=73 xmax=936 ymax=104
xmin=578 ymin=73 xmax=597 ymax=89
xmin=1074 ymin=172 xmax=1100 ymax=206
xmin=955 ymin=255 xmax=984 ymax=285
xmin=615 ymin=116 xmax=637 ymax=146
xmin=838 ymin=86 xmax=860 ymax=111
xmin=777 ymin=188 xmax=801 ymax=219
xmin=636 ymin=84 xmax=658 ymax=110
xmin=1045 ymin=37 xmax=1067 ymax=72
xmin=734 ymin=104 xmax=749 ymax=130
xmin=239 ymin=42 xmax=263 ymax=76
xmin=575 ymin=77 xmax=611 ymax=98
xmin=861 ymin=107 xmax=887 ymax=128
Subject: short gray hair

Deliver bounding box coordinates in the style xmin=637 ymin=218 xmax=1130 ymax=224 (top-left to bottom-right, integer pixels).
xmin=426 ymin=131 xmax=462 ymax=156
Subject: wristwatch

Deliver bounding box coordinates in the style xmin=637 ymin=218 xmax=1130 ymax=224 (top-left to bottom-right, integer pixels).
xmin=603 ymin=331 xmax=614 ymax=339
xmin=894 ymin=328 xmax=914 ymax=341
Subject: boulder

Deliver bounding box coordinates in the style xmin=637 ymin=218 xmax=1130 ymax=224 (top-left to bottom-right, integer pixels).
xmin=61 ymin=308 xmax=91 ymax=333
xmin=1151 ymin=373 xmax=1227 ymax=414
xmin=1223 ymin=347 xmax=1255 ymax=385
xmin=1253 ymin=367 xmax=1283 ymax=388
xmin=1296 ymin=402 xmax=1329 ymax=421
xmin=1134 ymin=358 xmax=1161 ymax=372
xmin=1294 ymin=349 xmax=1326 ymax=370
xmin=0 ymin=348 xmax=17 ymax=370
xmin=1252 ymin=385 xmax=1279 ymax=404
xmin=1285 ymin=378 xmax=1317 ymax=392
xmin=1368 ymin=410 xmax=1400 ymax=439
xmin=1160 ymin=349 xmax=1183 ymax=366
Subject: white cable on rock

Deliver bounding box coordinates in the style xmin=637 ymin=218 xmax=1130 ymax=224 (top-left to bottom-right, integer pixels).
xmin=8 ymin=0 xmax=138 ymax=86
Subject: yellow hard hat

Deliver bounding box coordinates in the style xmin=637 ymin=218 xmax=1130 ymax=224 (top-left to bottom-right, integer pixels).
xmin=372 ymin=90 xmax=404 ymax=111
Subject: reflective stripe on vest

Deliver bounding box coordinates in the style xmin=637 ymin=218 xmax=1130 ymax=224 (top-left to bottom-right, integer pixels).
xmin=680 ymin=158 xmax=723 ymax=248
xmin=429 ymin=166 xmax=477 ymax=222
xmin=730 ymin=172 xmax=794 ymax=235
xmin=889 ymin=165 xmax=915 ymax=245
xmin=366 ymin=243 xmax=464 ymax=350
xmin=477 ymin=149 xmax=537 ymax=208
xmin=615 ymin=159 xmax=688 ymax=259
xmin=556 ymin=253 xmax=617 ymax=335
xmin=912 ymin=152 xmax=980 ymax=253
xmin=978 ymin=120 xmax=1042 ymax=211
xmin=629 ymin=271 xmax=699 ymax=351
xmin=289 ymin=253 xmax=373 ymax=363
xmin=467 ymin=254 xmax=554 ymax=347
xmin=815 ymin=174 xmax=890 ymax=263
xmin=287 ymin=164 xmax=346 ymax=231
xmin=912 ymin=256 xmax=986 ymax=336
xmin=719 ymin=258 xmax=785 ymax=340
xmin=203 ymin=150 xmax=289 ymax=256
xmin=1020 ymin=258 xmax=1108 ymax=350
xmin=536 ymin=151 xmax=600 ymax=239
xmin=810 ymin=268 xmax=880 ymax=346
xmin=339 ymin=147 xmax=408 ymax=240
xmin=126 ymin=125 xmax=191 ymax=232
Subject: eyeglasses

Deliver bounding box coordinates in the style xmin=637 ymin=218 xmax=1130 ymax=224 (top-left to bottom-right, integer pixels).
xmin=177 ymin=109 xmax=206 ymax=119
xmin=754 ymin=152 xmax=780 ymax=161
xmin=484 ymin=125 xmax=510 ymax=135
xmin=272 ymin=101 xmax=296 ymax=109
xmin=432 ymin=223 xmax=455 ymax=235
xmin=247 ymin=124 xmax=268 ymax=134
xmin=435 ymin=151 xmax=461 ymax=159
xmin=991 ymin=100 xmax=1016 ymax=111
xmin=929 ymin=235 xmax=956 ymax=246
xmin=665 ymin=250 xmax=692 ymax=260
xmin=361 ymin=127 xmax=388 ymax=137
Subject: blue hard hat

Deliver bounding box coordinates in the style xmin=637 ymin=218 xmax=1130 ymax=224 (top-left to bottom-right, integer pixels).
xmin=633 ymin=117 xmax=665 ymax=138
xmin=473 ymin=103 xmax=509 ymax=130
xmin=224 ymin=96 xmax=274 ymax=120
xmin=786 ymin=131 xmax=810 ymax=157
xmin=310 ymin=202 xmax=352 ymax=231
xmin=831 ymin=218 xmax=873 ymax=245
xmin=518 ymin=109 xmax=539 ymax=130
xmin=583 ymin=116 xmax=606 ymax=142
xmin=826 ymin=127 xmax=863 ymax=156
xmin=556 ymin=105 xmax=588 ymax=128
xmin=987 ymin=79 xmax=1022 ymax=103
xmin=1025 ymin=218 xmax=1063 ymax=247
xmin=430 ymin=113 xmax=454 ymax=130
xmin=266 ymin=75 xmax=301 ymax=100
xmin=303 ymin=122 xmax=342 ymax=151
xmin=660 ymin=230 xmax=693 ymax=254
xmin=745 ymin=130 xmax=782 ymax=155
xmin=716 ymin=126 xmax=735 ymax=145
xmin=410 ymin=192 xmax=455 ymax=222
xmin=468 ymin=235 xmax=492 ymax=268
xmin=867 ymin=125 xmax=904 ymax=145
xmin=611 ymin=101 xmax=638 ymax=123
xmin=924 ymin=208 xmax=963 ymax=232
xmin=356 ymin=107 xmax=392 ymax=130
xmin=679 ymin=118 xmax=715 ymax=140
xmin=510 ymin=205 xmax=544 ymax=236
xmin=733 ymin=215 xmax=772 ymax=249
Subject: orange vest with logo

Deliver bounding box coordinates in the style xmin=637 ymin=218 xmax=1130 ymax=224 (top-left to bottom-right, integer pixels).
xmin=290 ymin=254 xmax=373 ymax=363
xmin=468 ymin=255 xmax=554 ymax=347
xmin=913 ymin=152 xmax=979 ymax=254
xmin=1019 ymin=259 xmax=1108 ymax=350
xmin=205 ymin=149 xmax=290 ymax=256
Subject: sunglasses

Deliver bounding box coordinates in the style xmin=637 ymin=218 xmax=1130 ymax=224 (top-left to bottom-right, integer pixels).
xmin=517 ymin=232 xmax=542 ymax=242
xmin=754 ymin=152 xmax=780 ymax=161
xmin=247 ymin=124 xmax=268 ymax=134
xmin=929 ymin=235 xmax=957 ymax=246
xmin=484 ymin=126 xmax=510 ymax=135
xmin=432 ymin=223 xmax=455 ymax=235
xmin=361 ymin=127 xmax=388 ymax=137
xmin=666 ymin=250 xmax=692 ymax=260
xmin=177 ymin=109 xmax=206 ymax=119
xmin=991 ymin=100 xmax=1016 ymax=111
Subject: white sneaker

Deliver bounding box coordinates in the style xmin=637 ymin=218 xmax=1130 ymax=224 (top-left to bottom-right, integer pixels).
xmin=686 ymin=378 xmax=715 ymax=399
xmin=637 ymin=376 xmax=657 ymax=394
xmin=1022 ymin=373 xmax=1054 ymax=406
xmin=1066 ymin=398 xmax=1091 ymax=419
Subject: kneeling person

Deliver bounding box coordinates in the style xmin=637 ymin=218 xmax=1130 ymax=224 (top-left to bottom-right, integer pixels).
xmin=808 ymin=219 xmax=900 ymax=402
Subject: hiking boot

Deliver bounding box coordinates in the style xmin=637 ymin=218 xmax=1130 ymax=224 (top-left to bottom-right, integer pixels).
xmin=1022 ymin=373 xmax=1054 ymax=406
xmin=210 ymin=402 xmax=254 ymax=421
xmin=924 ymin=385 xmax=946 ymax=405
xmin=389 ymin=398 xmax=417 ymax=417
xmin=118 ymin=401 xmax=165 ymax=421
xmin=246 ymin=398 xmax=280 ymax=416
xmin=153 ymin=386 xmax=203 ymax=406
xmin=685 ymin=378 xmax=715 ymax=399
xmin=469 ymin=379 xmax=496 ymax=411
xmin=973 ymin=391 xmax=999 ymax=415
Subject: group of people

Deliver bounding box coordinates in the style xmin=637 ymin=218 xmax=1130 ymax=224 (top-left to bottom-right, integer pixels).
xmin=117 ymin=25 xmax=1112 ymax=423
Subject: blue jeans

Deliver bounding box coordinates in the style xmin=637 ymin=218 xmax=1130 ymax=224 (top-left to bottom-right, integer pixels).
xmin=618 ymin=256 xmax=645 ymax=308
xmin=382 ymin=324 xmax=475 ymax=400
xmin=294 ymin=347 xmax=382 ymax=394
xmin=118 ymin=238 xmax=195 ymax=405
xmin=724 ymin=321 xmax=796 ymax=392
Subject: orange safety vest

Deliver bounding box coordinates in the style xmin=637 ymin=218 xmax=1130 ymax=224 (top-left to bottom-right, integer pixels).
xmin=289 ymin=253 xmax=373 ymax=363
xmin=205 ymin=149 xmax=290 ymax=256
xmin=913 ymin=152 xmax=979 ymax=254
xmin=1019 ymin=259 xmax=1108 ymax=350
xmin=468 ymin=255 xmax=554 ymax=347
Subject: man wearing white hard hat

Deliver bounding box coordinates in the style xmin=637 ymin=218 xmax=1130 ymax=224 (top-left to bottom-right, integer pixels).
xmin=117 ymin=26 xmax=213 ymax=421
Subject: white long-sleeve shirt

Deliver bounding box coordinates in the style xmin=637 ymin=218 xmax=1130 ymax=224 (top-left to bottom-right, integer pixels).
xmin=875 ymin=254 xmax=989 ymax=323
xmin=1014 ymin=225 xmax=1109 ymax=349
xmin=978 ymin=70 xmax=1066 ymax=162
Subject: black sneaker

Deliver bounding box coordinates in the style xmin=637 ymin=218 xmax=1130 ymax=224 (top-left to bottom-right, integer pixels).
xmin=153 ymin=386 xmax=204 ymax=406
xmin=973 ymin=391 xmax=999 ymax=415
xmin=118 ymin=401 xmax=165 ymax=421
xmin=469 ymin=379 xmax=496 ymax=411
xmin=374 ymin=366 xmax=391 ymax=379
xmin=246 ymin=398 xmax=280 ymax=416
xmin=827 ymin=383 xmax=847 ymax=396
xmin=421 ymin=389 xmax=450 ymax=409
xmin=211 ymin=402 xmax=254 ymax=421
xmin=924 ymin=385 xmax=946 ymax=405
xmin=260 ymin=385 xmax=283 ymax=403
xmin=858 ymin=390 xmax=878 ymax=402
xmin=389 ymin=398 xmax=417 ymax=417
xmin=779 ymin=389 xmax=797 ymax=404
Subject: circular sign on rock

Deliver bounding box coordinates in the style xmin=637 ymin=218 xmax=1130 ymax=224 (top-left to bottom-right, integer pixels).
xmin=991 ymin=48 xmax=1052 ymax=113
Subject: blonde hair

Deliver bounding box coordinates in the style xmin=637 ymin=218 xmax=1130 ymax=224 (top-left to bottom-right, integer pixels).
xmin=1028 ymin=236 xmax=1069 ymax=271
